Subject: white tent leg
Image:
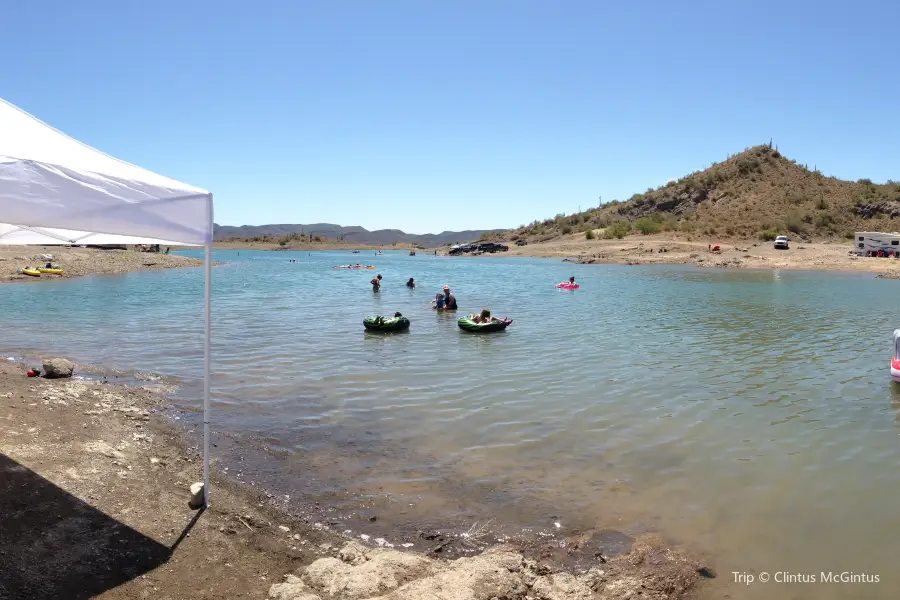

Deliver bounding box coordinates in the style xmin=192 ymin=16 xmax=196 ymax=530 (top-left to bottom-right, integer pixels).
xmin=202 ymin=199 xmax=213 ymax=508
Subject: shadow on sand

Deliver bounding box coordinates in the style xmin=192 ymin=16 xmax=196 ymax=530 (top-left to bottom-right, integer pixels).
xmin=0 ymin=453 xmax=200 ymax=600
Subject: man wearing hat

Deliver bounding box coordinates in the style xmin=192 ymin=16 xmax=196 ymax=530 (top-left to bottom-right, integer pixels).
xmin=442 ymin=285 xmax=458 ymax=310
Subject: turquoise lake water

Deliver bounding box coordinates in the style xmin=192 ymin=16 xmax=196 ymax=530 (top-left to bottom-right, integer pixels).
xmin=3 ymin=249 xmax=900 ymax=599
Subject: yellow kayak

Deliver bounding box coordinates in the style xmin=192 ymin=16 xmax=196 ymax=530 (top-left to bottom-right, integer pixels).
xmin=21 ymin=268 xmax=41 ymax=277
xmin=38 ymin=268 xmax=64 ymax=275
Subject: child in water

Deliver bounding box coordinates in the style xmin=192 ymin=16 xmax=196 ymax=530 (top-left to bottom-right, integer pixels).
xmin=432 ymin=293 xmax=445 ymax=310
xmin=406 ymin=277 xmax=415 ymax=288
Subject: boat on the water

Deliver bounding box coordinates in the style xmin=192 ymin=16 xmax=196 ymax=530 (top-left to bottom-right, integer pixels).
xmin=892 ymin=329 xmax=900 ymax=383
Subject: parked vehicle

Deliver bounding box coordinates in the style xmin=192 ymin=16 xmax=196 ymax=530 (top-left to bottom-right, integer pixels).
xmin=853 ymin=231 xmax=900 ymax=256
xmin=774 ymin=236 xmax=790 ymax=250
xmin=516 ymin=239 xmax=528 ymax=246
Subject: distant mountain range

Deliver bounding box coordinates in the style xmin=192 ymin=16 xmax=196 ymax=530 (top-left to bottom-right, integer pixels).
xmin=213 ymin=223 xmax=506 ymax=246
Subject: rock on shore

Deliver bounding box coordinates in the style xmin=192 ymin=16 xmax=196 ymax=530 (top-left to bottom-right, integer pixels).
xmin=42 ymin=357 xmax=74 ymax=378
xmin=269 ymin=538 xmax=701 ymax=600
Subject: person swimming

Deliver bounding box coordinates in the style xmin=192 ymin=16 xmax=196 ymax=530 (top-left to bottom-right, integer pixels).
xmin=568 ymin=276 xmax=576 ymax=284
xmin=406 ymin=277 xmax=415 ymax=288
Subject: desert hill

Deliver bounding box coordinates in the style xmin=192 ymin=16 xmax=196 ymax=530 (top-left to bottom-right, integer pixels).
xmin=498 ymin=144 xmax=900 ymax=243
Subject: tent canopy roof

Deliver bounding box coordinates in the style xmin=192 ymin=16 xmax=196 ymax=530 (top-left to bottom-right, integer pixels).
xmin=0 ymin=97 xmax=211 ymax=246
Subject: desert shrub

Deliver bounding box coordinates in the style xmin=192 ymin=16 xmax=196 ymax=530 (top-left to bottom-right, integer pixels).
xmin=858 ymin=178 xmax=873 ymax=185
xmin=602 ymin=221 xmax=631 ymax=239
xmin=758 ymin=229 xmax=778 ymax=241
xmin=816 ymin=197 xmax=829 ymax=210
xmin=660 ymin=216 xmax=680 ymax=232
xmin=585 ymin=229 xmax=595 ymax=240
xmin=842 ymin=231 xmax=855 ymax=240
xmin=561 ymin=225 xmax=573 ymax=235
xmin=786 ymin=213 xmax=804 ymax=234
xmin=635 ymin=218 xmax=661 ymax=235
xmin=814 ymin=212 xmax=835 ymax=228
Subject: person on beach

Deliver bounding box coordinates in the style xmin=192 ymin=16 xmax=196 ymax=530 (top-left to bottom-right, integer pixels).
xmin=371 ymin=274 xmax=382 ymax=291
xmin=406 ymin=277 xmax=415 ymax=288
xmin=442 ymin=285 xmax=457 ymax=310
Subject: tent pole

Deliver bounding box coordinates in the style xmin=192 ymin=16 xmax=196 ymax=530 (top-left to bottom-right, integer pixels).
xmin=203 ymin=194 xmax=213 ymax=508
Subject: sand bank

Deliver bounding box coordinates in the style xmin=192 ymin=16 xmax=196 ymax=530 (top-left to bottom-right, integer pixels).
xmin=1 ymin=246 xmax=204 ymax=283
xmin=494 ymin=235 xmax=900 ymax=277
xmin=0 ymin=358 xmax=707 ymax=599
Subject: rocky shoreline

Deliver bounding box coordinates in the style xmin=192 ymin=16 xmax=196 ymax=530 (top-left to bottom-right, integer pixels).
xmin=0 ymin=246 xmax=204 ymax=283
xmin=0 ymin=357 xmax=709 ymax=599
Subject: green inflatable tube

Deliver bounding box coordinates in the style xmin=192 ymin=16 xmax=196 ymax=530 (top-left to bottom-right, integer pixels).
xmin=457 ymin=316 xmax=512 ymax=333
xmin=363 ymin=315 xmax=410 ymax=332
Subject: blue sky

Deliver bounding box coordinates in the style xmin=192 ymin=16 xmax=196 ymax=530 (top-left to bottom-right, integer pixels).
xmin=2 ymin=1 xmax=898 ymax=234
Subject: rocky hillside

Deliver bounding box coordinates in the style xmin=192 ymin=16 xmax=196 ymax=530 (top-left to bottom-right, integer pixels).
xmin=500 ymin=145 xmax=900 ymax=243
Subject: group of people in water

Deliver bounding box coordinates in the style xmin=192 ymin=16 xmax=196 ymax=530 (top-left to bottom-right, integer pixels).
xmin=367 ymin=275 xmax=508 ymax=324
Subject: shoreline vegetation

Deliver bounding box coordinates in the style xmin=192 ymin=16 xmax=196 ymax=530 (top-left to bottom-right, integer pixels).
xmin=0 ymin=358 xmax=706 ymax=599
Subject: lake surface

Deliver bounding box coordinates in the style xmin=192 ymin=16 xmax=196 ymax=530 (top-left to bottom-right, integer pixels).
xmin=3 ymin=249 xmax=900 ymax=598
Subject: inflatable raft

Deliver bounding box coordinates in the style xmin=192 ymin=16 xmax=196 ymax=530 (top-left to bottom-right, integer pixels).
xmin=364 ymin=315 xmax=410 ymax=332
xmin=892 ymin=329 xmax=900 ymax=383
xmin=457 ymin=316 xmax=512 ymax=333
xmin=555 ymin=282 xmax=579 ymax=290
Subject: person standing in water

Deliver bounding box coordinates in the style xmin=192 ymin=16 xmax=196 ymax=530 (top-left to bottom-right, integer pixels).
xmin=406 ymin=277 xmax=415 ymax=288
xmin=371 ymin=273 xmax=382 ymax=291
xmin=442 ymin=285 xmax=457 ymax=310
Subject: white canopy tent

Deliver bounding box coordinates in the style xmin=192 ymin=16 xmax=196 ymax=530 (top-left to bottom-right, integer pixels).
xmin=0 ymin=97 xmax=214 ymax=507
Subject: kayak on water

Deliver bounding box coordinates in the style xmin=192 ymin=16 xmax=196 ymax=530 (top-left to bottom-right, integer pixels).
xmin=457 ymin=316 xmax=512 ymax=333
xmin=363 ymin=315 xmax=411 ymax=332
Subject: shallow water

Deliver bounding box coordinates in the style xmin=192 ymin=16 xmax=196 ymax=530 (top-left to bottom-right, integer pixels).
xmin=3 ymin=250 xmax=900 ymax=598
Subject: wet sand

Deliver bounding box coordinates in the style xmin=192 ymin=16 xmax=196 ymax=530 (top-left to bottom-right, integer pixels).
xmin=0 ymin=246 xmax=203 ymax=282
xmin=0 ymin=358 xmax=707 ymax=599
xmin=490 ymin=235 xmax=900 ymax=277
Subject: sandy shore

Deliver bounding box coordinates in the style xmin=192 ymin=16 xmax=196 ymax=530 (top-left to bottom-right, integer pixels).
xmin=1 ymin=246 xmax=204 ymax=283
xmin=493 ymin=234 xmax=900 ymax=277
xmin=0 ymin=358 xmax=707 ymax=599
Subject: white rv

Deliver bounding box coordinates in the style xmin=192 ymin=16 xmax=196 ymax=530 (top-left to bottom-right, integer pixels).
xmin=854 ymin=231 xmax=900 ymax=255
